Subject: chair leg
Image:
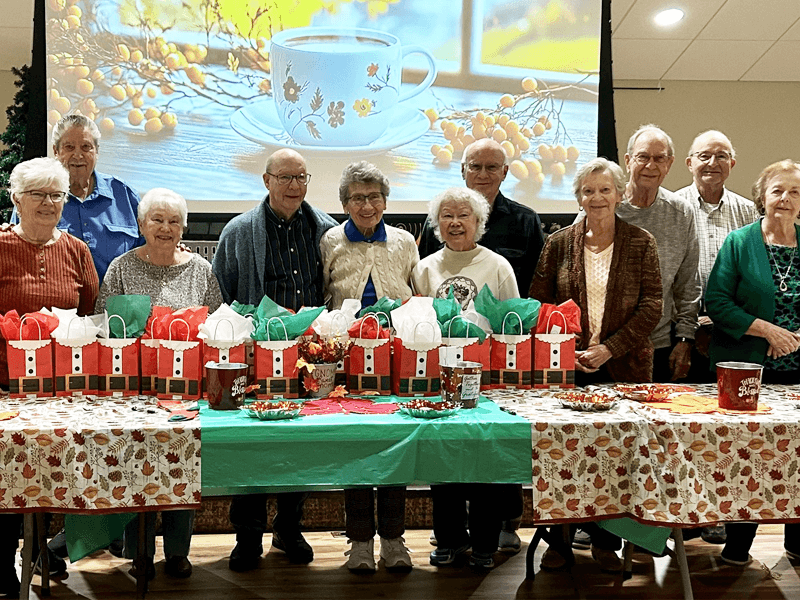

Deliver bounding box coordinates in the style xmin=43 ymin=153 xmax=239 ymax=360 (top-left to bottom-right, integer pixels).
xmin=525 ymin=526 xmax=548 ymax=580
xmin=672 ymin=528 xmax=694 ymax=600
xmin=135 ymin=513 xmax=148 ymax=598
xmin=622 ymin=540 xmax=634 ymax=581
xmin=35 ymin=513 xmax=50 ymax=597
xmin=21 ymin=515 xmax=34 ymax=600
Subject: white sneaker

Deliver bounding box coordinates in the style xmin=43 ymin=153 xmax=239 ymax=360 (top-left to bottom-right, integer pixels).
xmin=380 ymin=536 xmax=412 ymax=571
xmin=345 ymin=539 xmax=376 ymax=572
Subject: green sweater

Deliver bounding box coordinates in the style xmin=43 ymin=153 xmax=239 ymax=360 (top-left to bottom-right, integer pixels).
xmin=705 ymin=219 xmax=800 ymax=367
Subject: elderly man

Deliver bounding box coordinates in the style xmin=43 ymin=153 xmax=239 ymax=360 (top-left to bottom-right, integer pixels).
xmin=676 ymin=131 xmax=757 ymax=384
xmin=617 ymin=125 xmax=702 ymax=382
xmin=212 ymin=148 xmax=336 ymax=571
xmin=417 ymin=138 xmax=545 ymax=294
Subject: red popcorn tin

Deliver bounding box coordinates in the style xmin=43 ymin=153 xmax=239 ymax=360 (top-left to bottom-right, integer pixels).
xmin=716 ymin=361 xmax=763 ymax=410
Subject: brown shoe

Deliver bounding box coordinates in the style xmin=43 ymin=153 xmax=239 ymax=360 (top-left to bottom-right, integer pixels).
xmin=591 ymin=546 xmax=622 ymax=573
xmin=540 ymin=547 xmax=567 ymax=571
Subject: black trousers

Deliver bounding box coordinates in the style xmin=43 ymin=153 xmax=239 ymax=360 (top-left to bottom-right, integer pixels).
xmin=229 ymin=492 xmax=309 ymax=546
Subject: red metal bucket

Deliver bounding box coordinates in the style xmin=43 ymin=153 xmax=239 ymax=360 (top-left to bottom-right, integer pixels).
xmin=716 ymin=361 xmax=763 ymax=410
xmin=206 ymin=362 xmax=249 ymax=410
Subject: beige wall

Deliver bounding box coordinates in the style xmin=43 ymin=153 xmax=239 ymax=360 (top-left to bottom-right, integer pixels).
xmin=614 ymin=80 xmax=800 ymax=200
xmin=0 ymin=69 xmax=17 ymax=141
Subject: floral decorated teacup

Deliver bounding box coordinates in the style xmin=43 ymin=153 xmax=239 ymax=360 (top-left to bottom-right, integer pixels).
xmin=270 ymin=27 xmax=437 ymax=146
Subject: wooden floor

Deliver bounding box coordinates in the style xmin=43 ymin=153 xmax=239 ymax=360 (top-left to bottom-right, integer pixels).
xmin=21 ymin=526 xmax=800 ymax=599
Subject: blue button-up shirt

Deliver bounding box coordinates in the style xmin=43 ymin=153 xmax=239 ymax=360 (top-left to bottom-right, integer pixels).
xmin=344 ymin=218 xmax=386 ymax=309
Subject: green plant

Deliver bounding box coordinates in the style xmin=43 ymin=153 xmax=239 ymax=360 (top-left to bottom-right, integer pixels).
xmin=0 ymin=65 xmax=29 ymax=223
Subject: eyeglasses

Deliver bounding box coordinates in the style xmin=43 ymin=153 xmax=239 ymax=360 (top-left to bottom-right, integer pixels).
xmin=632 ymin=154 xmax=670 ymax=165
xmin=22 ymin=190 xmax=67 ymax=203
xmin=347 ymin=193 xmax=385 ymax=207
xmin=691 ymin=152 xmax=732 ymax=163
xmin=465 ymin=162 xmax=503 ymax=174
xmin=266 ymin=172 xmax=311 ymax=186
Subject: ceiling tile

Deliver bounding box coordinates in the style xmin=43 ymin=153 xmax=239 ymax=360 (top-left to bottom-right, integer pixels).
xmin=0 ymin=27 xmax=33 ymax=71
xmin=662 ymin=40 xmax=772 ymax=80
xmin=611 ymin=38 xmax=690 ymax=80
xmin=697 ymin=0 xmax=800 ymax=41
xmin=611 ymin=0 xmax=636 ymax=30
xmin=740 ymin=41 xmax=800 ymax=81
xmin=781 ymin=18 xmax=800 ymax=40
xmin=1 ymin=0 xmax=33 ymax=29
xmin=612 ymin=0 xmax=726 ymax=40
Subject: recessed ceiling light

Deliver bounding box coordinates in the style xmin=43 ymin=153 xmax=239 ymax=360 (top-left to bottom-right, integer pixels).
xmin=654 ymin=8 xmax=685 ymax=27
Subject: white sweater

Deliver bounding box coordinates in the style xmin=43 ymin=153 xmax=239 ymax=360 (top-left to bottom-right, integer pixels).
xmin=320 ymin=222 xmax=419 ymax=309
xmin=411 ymin=245 xmax=519 ymax=307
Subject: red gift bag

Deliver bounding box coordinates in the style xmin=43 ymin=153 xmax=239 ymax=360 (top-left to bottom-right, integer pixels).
xmin=392 ymin=322 xmax=440 ymax=397
xmin=98 ymin=337 xmax=140 ymax=396
xmin=441 ymin=338 xmax=491 ymax=389
xmin=202 ymin=319 xmax=248 ymax=396
xmin=347 ymin=314 xmax=391 ymax=395
xmin=489 ymin=312 xmax=532 ymax=389
xmin=7 ymin=337 xmax=54 ymax=398
xmin=53 ymin=318 xmax=99 ymax=396
xmin=534 ymin=307 xmax=578 ymax=389
xmin=156 ymin=318 xmax=204 ymax=400
xmin=140 ymin=338 xmax=159 ymax=395
xmin=253 ymin=316 xmax=299 ymax=399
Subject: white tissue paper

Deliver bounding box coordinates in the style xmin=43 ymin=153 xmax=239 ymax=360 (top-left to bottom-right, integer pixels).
xmin=51 ymin=307 xmax=105 ymax=339
xmin=198 ymin=304 xmax=254 ymax=342
xmin=312 ymin=299 xmax=360 ymax=337
xmin=463 ymin=300 xmax=492 ymax=334
xmin=391 ymin=296 xmax=442 ymax=344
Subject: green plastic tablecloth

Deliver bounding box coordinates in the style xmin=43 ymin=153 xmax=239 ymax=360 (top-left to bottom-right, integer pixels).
xmin=201 ymin=397 xmax=533 ymax=495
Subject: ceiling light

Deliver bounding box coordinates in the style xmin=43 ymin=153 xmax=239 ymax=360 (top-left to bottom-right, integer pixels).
xmin=654 ymin=8 xmax=684 ymax=27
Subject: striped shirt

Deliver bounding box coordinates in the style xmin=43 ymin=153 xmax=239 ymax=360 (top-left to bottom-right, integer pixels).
xmin=263 ymin=204 xmax=321 ymax=312
xmin=674 ymin=184 xmax=758 ymax=296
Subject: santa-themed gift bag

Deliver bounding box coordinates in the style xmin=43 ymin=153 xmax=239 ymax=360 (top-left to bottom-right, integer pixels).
xmin=53 ymin=319 xmax=100 ymax=396
xmin=97 ymin=322 xmax=140 ymax=397
xmin=392 ymin=322 xmax=441 ymax=397
xmin=347 ymin=313 xmax=391 ymax=395
xmin=3 ymin=312 xmax=58 ymax=398
xmin=490 ymin=312 xmax=533 ymax=389
xmin=253 ymin=317 xmax=299 ymax=399
xmin=533 ymin=301 xmax=581 ymax=389
xmin=154 ymin=308 xmax=207 ymax=400
xmin=441 ymin=316 xmax=491 ymax=389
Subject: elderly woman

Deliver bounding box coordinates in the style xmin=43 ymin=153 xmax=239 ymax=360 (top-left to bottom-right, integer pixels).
xmin=50 ymin=114 xmax=143 ymax=283
xmin=320 ymin=162 xmax=417 ymax=572
xmin=529 ymin=157 xmax=663 ymax=572
xmin=96 ymin=188 xmax=222 ymax=580
xmin=411 ymin=187 xmax=518 ymax=306
xmin=0 ymin=157 xmax=99 ymax=596
xmin=411 ymin=188 xmax=519 ymax=571
xmin=320 ymin=161 xmax=418 ymax=310
xmin=706 ymin=160 xmax=800 ymax=566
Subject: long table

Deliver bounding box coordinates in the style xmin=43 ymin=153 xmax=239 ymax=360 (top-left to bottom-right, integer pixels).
xmin=200 ymin=396 xmax=533 ymax=494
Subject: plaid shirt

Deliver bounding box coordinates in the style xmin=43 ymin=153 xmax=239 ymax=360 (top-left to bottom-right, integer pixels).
xmin=675 ymin=183 xmax=758 ymax=299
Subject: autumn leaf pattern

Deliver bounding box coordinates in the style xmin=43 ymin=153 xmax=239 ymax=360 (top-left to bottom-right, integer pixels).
xmin=0 ymin=396 xmax=200 ymax=512
xmin=486 ymin=383 xmax=800 ymax=527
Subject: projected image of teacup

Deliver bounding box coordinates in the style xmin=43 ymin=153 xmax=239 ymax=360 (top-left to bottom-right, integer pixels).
xmin=270 ymin=27 xmax=437 ymax=146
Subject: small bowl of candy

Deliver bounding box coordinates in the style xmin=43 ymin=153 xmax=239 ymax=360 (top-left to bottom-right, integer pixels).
xmin=242 ymin=400 xmax=303 ymax=420
xmin=553 ymin=390 xmax=619 ymax=412
xmin=399 ymin=398 xmax=460 ymax=418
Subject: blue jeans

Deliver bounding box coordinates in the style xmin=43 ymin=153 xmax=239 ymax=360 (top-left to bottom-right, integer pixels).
xmin=123 ymin=509 xmax=194 ymax=559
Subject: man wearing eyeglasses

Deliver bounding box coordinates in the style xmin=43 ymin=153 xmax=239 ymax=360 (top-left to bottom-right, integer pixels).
xmin=212 ymin=148 xmax=336 ymax=571
xmin=617 ymin=125 xmax=702 ymax=383
xmin=417 ymin=139 xmax=545 ymax=294
xmin=675 ymin=132 xmax=757 ymax=388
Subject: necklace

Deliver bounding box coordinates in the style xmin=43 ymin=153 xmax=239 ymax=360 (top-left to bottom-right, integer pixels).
xmin=766 ymin=243 xmax=796 ymax=292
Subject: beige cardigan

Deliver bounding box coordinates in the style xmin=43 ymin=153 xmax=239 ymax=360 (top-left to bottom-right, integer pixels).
xmin=320 ymin=222 xmax=419 ymax=309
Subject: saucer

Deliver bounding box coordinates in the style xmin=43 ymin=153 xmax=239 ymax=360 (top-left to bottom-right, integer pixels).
xmin=230 ymin=98 xmax=429 ymax=156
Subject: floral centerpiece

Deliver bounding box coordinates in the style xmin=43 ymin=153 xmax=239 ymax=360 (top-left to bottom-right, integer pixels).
xmin=296 ymin=337 xmax=352 ymax=397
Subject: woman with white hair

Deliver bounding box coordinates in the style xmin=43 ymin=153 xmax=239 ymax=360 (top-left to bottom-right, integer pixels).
xmin=94 ymin=187 xmax=222 ymax=580
xmin=411 ymin=187 xmax=519 ymax=306
xmin=95 ymin=187 xmax=222 ymax=313
xmin=0 ymin=157 xmax=99 ymax=596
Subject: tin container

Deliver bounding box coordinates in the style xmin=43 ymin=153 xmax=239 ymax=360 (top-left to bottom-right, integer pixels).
xmin=716 ymin=361 xmax=763 ymax=410
xmin=206 ymin=362 xmax=249 ymax=410
xmin=440 ymin=361 xmax=482 ymax=408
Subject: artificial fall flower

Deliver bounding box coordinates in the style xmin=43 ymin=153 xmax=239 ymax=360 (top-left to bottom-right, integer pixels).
xmin=303 ymin=375 xmax=320 ymax=393
xmin=328 ymin=385 xmax=348 ymax=398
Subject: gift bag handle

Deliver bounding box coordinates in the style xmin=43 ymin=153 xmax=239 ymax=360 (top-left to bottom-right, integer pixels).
xmin=106 ymin=314 xmax=127 ymax=339
xmin=412 ymin=321 xmax=437 ymax=343
xmin=168 ymin=318 xmax=191 ymax=342
xmin=358 ymin=312 xmax=388 ymax=340
xmin=212 ymin=318 xmax=235 ymax=342
xmin=329 ymin=311 xmax=349 ymax=337
xmin=66 ymin=316 xmax=89 ymax=337
xmin=501 ymin=311 xmax=524 ymax=335
xmin=19 ymin=315 xmax=44 ymax=341
xmin=266 ymin=316 xmax=289 ymax=341
xmin=447 ymin=315 xmax=478 ymax=339
xmin=546 ymin=310 xmax=568 ymax=334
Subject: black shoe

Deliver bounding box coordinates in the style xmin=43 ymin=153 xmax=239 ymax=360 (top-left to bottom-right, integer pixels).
xmin=0 ymin=571 xmax=20 ymax=599
xmin=272 ymin=531 xmax=314 ymax=564
xmin=700 ymin=525 xmax=726 ymax=544
xmin=572 ymin=528 xmax=591 ymax=550
xmin=33 ymin=553 xmax=68 ymax=579
xmin=229 ymin=542 xmax=263 ymax=572
xmin=128 ymin=557 xmax=156 ymax=581
xmin=164 ymin=556 xmax=192 ymax=578
xmin=107 ymin=538 xmax=125 ymax=558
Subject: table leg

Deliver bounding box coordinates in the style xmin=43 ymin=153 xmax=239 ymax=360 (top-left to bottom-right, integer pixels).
xmin=135 ymin=513 xmax=148 ymax=598
xmin=20 ymin=515 xmax=34 ymax=600
xmin=35 ymin=513 xmax=50 ymax=597
xmin=672 ymin=528 xmax=694 ymax=600
xmin=525 ymin=526 xmax=547 ymax=580
xmin=622 ymin=540 xmax=634 ymax=581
